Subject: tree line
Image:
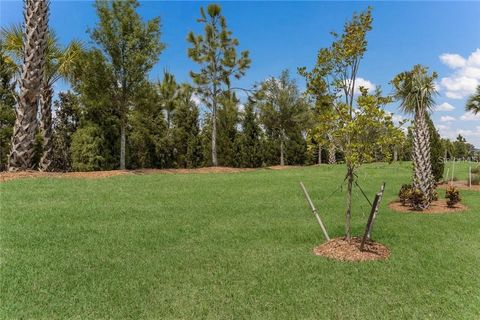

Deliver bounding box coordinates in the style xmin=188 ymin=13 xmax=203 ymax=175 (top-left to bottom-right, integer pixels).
xmin=0 ymin=1 xmax=478 ymax=173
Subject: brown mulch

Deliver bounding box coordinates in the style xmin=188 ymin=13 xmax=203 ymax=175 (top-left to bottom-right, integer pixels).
xmin=0 ymin=165 xmax=311 ymax=183
xmin=437 ymin=181 xmax=480 ymax=192
xmin=388 ymin=199 xmax=468 ymax=214
xmin=0 ymin=167 xmax=258 ymax=183
xmin=267 ymin=165 xmax=304 ymax=170
xmin=313 ymin=237 xmax=390 ymax=262
xmin=132 ymin=167 xmax=256 ymax=175
xmin=0 ymin=170 xmax=129 ymax=183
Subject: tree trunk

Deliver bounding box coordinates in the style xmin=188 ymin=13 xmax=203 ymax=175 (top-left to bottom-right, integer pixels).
xmin=328 ymin=144 xmax=336 ymax=164
xmin=120 ymin=122 xmax=126 ymax=170
xmin=318 ymin=144 xmax=322 ymax=164
xmin=412 ymin=111 xmax=434 ymax=209
xmin=393 ymin=146 xmax=398 ymax=162
xmin=39 ymin=82 xmax=53 ymax=171
xmin=8 ymin=0 xmax=48 ymax=171
xmin=280 ymin=138 xmax=285 ymax=166
xmin=211 ymin=101 xmax=218 ymax=167
xmin=345 ymin=166 xmax=354 ymax=241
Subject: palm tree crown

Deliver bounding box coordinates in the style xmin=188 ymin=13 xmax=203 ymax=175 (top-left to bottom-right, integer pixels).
xmin=466 ymin=85 xmax=480 ymax=115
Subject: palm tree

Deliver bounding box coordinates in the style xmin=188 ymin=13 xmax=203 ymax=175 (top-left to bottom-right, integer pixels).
xmin=392 ymin=65 xmax=437 ymax=210
xmin=7 ymin=0 xmax=49 ymax=171
xmin=2 ymin=24 xmax=83 ymax=171
xmin=466 ymin=85 xmax=480 ymax=115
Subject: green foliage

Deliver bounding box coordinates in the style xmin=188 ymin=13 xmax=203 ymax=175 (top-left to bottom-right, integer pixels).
xmin=171 ymin=86 xmax=203 ymax=168
xmin=216 ymin=94 xmax=240 ymax=167
xmin=51 ymin=92 xmax=81 ymax=171
xmin=258 ymin=70 xmax=311 ymax=165
xmin=398 ymin=184 xmax=413 ymax=206
xmin=234 ymin=101 xmax=263 ymax=168
xmin=409 ymin=188 xmax=427 ymax=211
xmin=445 ymin=185 xmax=461 ymax=208
xmin=320 ymin=89 xmax=402 ymax=169
xmin=466 ymin=85 xmax=480 ymax=115
xmin=89 ymin=0 xmax=165 ymax=169
xmin=187 ymin=3 xmax=250 ymax=165
xmin=71 ymin=124 xmax=106 ymax=171
xmin=471 ymin=174 xmax=480 ymax=185
xmin=392 ymin=65 xmax=438 ymax=115
xmin=471 ymin=165 xmax=480 ymax=174
xmin=0 ymin=43 xmax=16 ymax=171
xmin=426 ymin=114 xmax=444 ymax=181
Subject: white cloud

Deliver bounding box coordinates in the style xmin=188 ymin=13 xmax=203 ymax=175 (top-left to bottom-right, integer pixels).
xmin=353 ymin=77 xmax=375 ymax=95
xmin=434 ymin=122 xmax=480 ymax=147
xmin=440 ymin=115 xmax=456 ymax=122
xmin=460 ymin=111 xmax=480 ymax=121
xmin=439 ymin=48 xmax=480 ymax=99
xmin=439 ymin=53 xmax=466 ymax=69
xmin=435 ymin=102 xmax=455 ymax=111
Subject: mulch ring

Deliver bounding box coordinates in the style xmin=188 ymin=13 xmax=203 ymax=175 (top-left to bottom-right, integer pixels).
xmin=388 ymin=199 xmax=468 ymax=214
xmin=437 ymin=181 xmax=480 ymax=192
xmin=313 ymin=237 xmax=390 ymax=262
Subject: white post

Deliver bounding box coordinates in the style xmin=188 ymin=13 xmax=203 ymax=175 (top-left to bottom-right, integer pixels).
xmin=469 ymin=166 xmax=472 ymax=188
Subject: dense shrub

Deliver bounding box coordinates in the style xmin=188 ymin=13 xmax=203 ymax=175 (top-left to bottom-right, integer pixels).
xmin=409 ymin=188 xmax=427 ymax=211
xmin=471 ymin=174 xmax=480 ymax=185
xmin=71 ymin=124 xmax=106 ymax=171
xmin=398 ymin=184 xmax=413 ymax=206
xmin=471 ymin=166 xmax=480 ymax=174
xmin=445 ymin=186 xmax=461 ymax=208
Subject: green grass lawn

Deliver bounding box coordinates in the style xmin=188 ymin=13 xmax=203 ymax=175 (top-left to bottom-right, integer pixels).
xmin=1 ymin=162 xmax=479 ymax=319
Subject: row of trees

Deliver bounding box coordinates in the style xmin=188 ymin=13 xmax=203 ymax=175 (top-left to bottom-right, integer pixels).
xmin=0 ymin=1 xmax=478 ymax=175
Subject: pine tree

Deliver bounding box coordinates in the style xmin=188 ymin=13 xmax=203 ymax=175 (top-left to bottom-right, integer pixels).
xmin=216 ymin=93 xmax=239 ymax=167
xmin=187 ymin=4 xmax=250 ymax=166
xmin=235 ymin=101 xmax=263 ymax=167
xmin=172 ymin=86 xmax=203 ymax=168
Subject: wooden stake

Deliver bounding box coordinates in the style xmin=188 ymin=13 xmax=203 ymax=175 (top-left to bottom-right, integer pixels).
xmin=300 ymin=182 xmax=330 ymax=241
xmin=367 ymin=182 xmax=385 ymax=240
xmin=360 ymin=192 xmax=382 ymax=251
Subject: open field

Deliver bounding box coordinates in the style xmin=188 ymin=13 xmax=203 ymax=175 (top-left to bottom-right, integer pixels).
xmin=1 ymin=162 xmax=479 ymax=319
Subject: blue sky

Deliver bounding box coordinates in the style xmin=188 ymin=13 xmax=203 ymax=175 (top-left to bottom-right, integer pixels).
xmin=1 ymin=1 xmax=480 ymax=147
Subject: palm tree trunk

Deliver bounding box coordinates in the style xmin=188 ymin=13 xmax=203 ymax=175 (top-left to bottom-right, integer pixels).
xmin=412 ymin=111 xmax=434 ymax=209
xmin=8 ymin=0 xmax=49 ymax=171
xmin=39 ymin=82 xmax=53 ymax=171
xmin=328 ymin=144 xmax=336 ymax=164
